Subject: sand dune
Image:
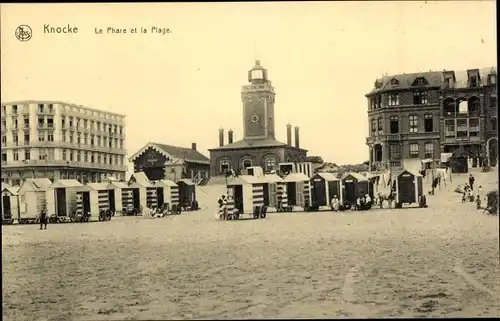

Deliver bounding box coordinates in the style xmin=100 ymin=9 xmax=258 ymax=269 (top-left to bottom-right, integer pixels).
xmin=2 ymin=170 xmax=499 ymax=320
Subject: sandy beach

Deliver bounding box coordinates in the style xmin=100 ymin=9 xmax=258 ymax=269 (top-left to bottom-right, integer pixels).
xmin=2 ymin=171 xmax=499 ymax=320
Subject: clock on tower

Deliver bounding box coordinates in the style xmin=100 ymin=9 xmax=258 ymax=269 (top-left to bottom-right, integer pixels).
xmin=242 ymin=60 xmax=276 ymax=139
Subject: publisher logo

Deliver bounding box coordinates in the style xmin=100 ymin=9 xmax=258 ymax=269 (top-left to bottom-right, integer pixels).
xmin=15 ymin=25 xmax=32 ymax=42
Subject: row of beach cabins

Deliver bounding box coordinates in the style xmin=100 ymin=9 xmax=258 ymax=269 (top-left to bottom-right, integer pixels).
xmin=223 ymin=165 xmax=426 ymax=218
xmin=1 ymin=172 xmax=197 ymax=224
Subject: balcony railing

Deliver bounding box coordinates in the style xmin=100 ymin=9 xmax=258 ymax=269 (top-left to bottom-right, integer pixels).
xmin=36 ymin=109 xmax=55 ymax=115
xmin=1 ymin=141 xmax=127 ymax=155
xmin=2 ymin=159 xmax=128 ymax=172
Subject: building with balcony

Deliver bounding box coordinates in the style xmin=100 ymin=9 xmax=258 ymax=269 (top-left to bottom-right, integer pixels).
xmin=365 ymin=67 xmax=497 ymax=172
xmin=1 ymin=100 xmax=128 ymax=186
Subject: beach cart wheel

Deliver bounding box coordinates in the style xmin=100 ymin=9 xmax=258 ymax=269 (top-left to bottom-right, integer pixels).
xmin=234 ymin=213 xmax=240 ymax=220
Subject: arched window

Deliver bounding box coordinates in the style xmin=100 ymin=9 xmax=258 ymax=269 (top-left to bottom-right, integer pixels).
xmin=443 ymin=98 xmax=455 ymax=116
xmin=242 ymin=159 xmax=252 ymax=169
xmin=264 ymin=157 xmax=276 ymax=172
xmin=219 ymin=160 xmax=230 ymax=174
xmin=467 ymin=96 xmax=480 ymax=116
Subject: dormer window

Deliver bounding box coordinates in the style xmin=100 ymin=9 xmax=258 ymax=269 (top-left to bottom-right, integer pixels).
xmin=413 ymin=77 xmax=428 ymax=86
xmin=390 ymin=78 xmax=399 ymax=86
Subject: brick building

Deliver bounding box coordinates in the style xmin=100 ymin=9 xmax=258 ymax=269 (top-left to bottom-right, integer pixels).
xmin=208 ymin=60 xmax=308 ymax=176
xmin=365 ymin=67 xmax=497 ymax=171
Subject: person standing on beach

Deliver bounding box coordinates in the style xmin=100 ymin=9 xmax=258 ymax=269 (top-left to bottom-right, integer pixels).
xmin=39 ymin=206 xmax=47 ymax=230
xmin=469 ymin=174 xmax=475 ymax=191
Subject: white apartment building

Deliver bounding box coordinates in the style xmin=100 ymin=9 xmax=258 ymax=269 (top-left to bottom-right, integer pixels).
xmin=1 ymin=100 xmax=127 ymax=186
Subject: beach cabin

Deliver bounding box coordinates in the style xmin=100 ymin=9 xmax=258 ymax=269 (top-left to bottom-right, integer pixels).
xmin=17 ymin=178 xmax=52 ymax=223
xmin=310 ymin=172 xmax=343 ymax=208
xmin=177 ymin=179 xmax=196 ymax=209
xmin=281 ymin=172 xmax=312 ymax=211
xmin=341 ymin=172 xmax=370 ymax=206
xmin=76 ymin=183 xmax=111 ymax=220
xmin=260 ymin=173 xmax=283 ymax=209
xmin=46 ymin=179 xmax=84 ymax=218
xmin=129 ymin=172 xmax=157 ymax=209
xmin=105 ymin=181 xmax=127 ymax=214
xmin=393 ymin=169 xmax=426 ymax=208
xmin=2 ymin=186 xmax=19 ymax=224
xmin=154 ymin=179 xmax=180 ymax=209
xmin=226 ymin=175 xmax=264 ymax=215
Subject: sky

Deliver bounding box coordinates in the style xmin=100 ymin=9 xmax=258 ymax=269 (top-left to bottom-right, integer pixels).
xmin=1 ymin=1 xmax=497 ymax=176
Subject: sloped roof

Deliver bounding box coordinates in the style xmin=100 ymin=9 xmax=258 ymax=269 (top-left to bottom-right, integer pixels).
xmin=209 ymin=138 xmax=308 ymax=152
xmin=394 ymin=169 xmax=423 ymax=178
xmin=129 ymin=172 xmax=154 ymax=187
xmin=453 ymin=67 xmax=497 ymax=88
xmin=108 ymin=181 xmax=130 ymax=189
xmin=129 ymin=142 xmax=210 ymax=164
xmin=155 ymin=179 xmax=177 ymax=187
xmin=342 ymin=172 xmax=368 ymax=182
xmin=177 ymin=179 xmax=195 ymax=186
xmin=368 ymin=71 xmax=443 ymax=95
xmin=451 ymin=146 xmax=468 ymax=158
xmin=85 ymin=183 xmax=111 ymax=191
xmin=226 ymin=175 xmax=259 ymax=186
xmin=49 ymin=179 xmax=83 ymax=189
xmin=260 ymin=173 xmax=283 ymax=183
xmin=2 ymin=186 xmax=19 ymax=195
xmin=18 ymin=178 xmax=53 ymax=193
xmin=282 ymin=172 xmax=310 ymax=183
xmin=314 ymin=172 xmax=339 ymax=181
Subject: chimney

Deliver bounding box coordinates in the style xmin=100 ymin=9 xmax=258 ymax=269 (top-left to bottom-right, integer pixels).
xmin=286 ymin=123 xmax=292 ymax=146
xmin=219 ymin=128 xmax=224 ymax=147
xmin=191 ymin=142 xmax=197 ymax=151
xmin=228 ymin=129 xmax=234 ymax=144
xmin=294 ymin=126 xmax=300 ymax=148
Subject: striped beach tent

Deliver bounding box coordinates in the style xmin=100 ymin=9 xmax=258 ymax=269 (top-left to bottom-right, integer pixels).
xmin=226 ymin=175 xmax=263 ymax=214
xmin=282 ymin=172 xmax=312 ymax=209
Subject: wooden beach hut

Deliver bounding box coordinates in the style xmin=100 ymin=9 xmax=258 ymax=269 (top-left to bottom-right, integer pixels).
xmin=76 ymin=183 xmax=111 ymax=220
xmin=154 ymin=179 xmax=180 ymax=209
xmin=46 ymin=179 xmax=84 ymax=219
xmin=281 ymin=172 xmax=312 ymax=211
xmin=450 ymin=147 xmax=468 ymax=174
xmin=129 ymin=172 xmax=157 ymax=209
xmin=393 ymin=169 xmax=426 ymax=208
xmin=177 ymin=179 xmax=196 ymax=209
xmin=2 ymin=186 xmax=19 ymax=224
xmin=341 ymin=172 xmax=370 ymax=206
xmin=17 ymin=178 xmax=52 ymax=224
xmin=260 ymin=173 xmax=283 ymax=210
xmin=226 ymin=175 xmax=266 ymax=217
xmin=310 ymin=172 xmax=343 ymax=209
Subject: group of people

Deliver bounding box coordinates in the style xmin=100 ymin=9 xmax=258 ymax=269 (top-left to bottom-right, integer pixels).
xmin=216 ymin=195 xmax=228 ymax=219
xmin=329 ymin=193 xmax=372 ymax=211
xmin=458 ymin=174 xmax=486 ymax=210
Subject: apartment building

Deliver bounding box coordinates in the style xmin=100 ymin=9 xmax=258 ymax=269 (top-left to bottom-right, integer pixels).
xmin=1 ymin=101 xmax=127 ymax=186
xmin=365 ymin=67 xmax=497 ymax=171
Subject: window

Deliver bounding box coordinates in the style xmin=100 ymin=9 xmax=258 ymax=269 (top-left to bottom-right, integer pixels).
xmin=444 ymin=119 xmax=455 ymax=137
xmin=38 ymin=117 xmax=44 ymax=127
xmin=456 ymin=130 xmax=468 ymax=138
xmin=470 ymin=76 xmax=478 ymax=88
xmin=77 ymin=134 xmax=81 ymax=144
xmin=108 ymin=140 xmax=112 ymax=148
xmin=13 ymin=118 xmax=18 ymax=129
xmin=1 ymin=120 xmax=5 ymax=128
xmin=388 ymin=94 xmax=399 ymax=106
xmin=1 ymin=153 xmax=6 ymax=163
xmin=24 ymin=150 xmax=30 ymax=161
xmin=84 ymin=152 xmax=88 ymax=162
xmin=90 ymin=135 xmax=94 ymax=145
xmin=97 ymin=154 xmax=101 ymax=163
xmin=242 ymin=159 xmax=252 ymax=169
xmin=62 ymin=150 xmax=66 ymax=161
xmin=457 ymin=118 xmax=467 ymax=127
xmin=13 ymin=135 xmax=18 ymax=146
xmin=84 ymin=119 xmax=88 ymax=129
xmin=69 ymin=117 xmax=73 ymax=127
xmin=69 ymin=133 xmax=74 ymax=143
xmin=489 ymin=95 xmax=497 ymax=108
xmin=414 ymin=77 xmax=427 ymax=86
xmin=48 ymin=104 xmax=53 ymax=112
xmin=47 ymin=132 xmax=54 ymax=142
xmin=390 ymin=78 xmax=399 ymax=86
xmin=469 ymin=118 xmax=479 ymax=128
xmin=389 ymin=143 xmax=401 ymax=160
xmin=1 ymin=105 xmax=5 ymax=114
xmin=69 ymin=151 xmax=74 ymax=161
xmin=409 ymin=143 xmax=419 ymax=158
xmin=13 ymin=152 xmax=19 ymax=161
xmin=61 ymin=118 xmax=65 ymax=128
xmin=424 ymin=114 xmax=433 ymax=132
xmin=24 ymin=133 xmax=29 ymax=144
xmin=1 ymin=135 xmax=6 ymax=145
xmin=390 ymin=116 xmax=399 ymax=134
xmin=12 ymin=105 xmax=18 ymax=114
xmin=371 ymin=119 xmax=376 ymax=135
xmin=424 ymin=142 xmax=433 ymax=158
xmin=77 ymin=152 xmax=81 ymax=162
xmin=24 ymin=117 xmax=29 ymax=128
xmin=413 ymin=91 xmax=428 ymax=105
xmin=47 ymin=118 xmax=54 ymax=128
xmin=38 ymin=104 xmax=44 ymax=113
xmin=489 ymin=74 xmax=496 ymax=85
xmin=91 ymin=154 xmax=95 ymax=163
xmin=84 ymin=134 xmax=88 ymax=145
xmin=377 ymin=117 xmax=384 ymax=135
xmin=220 ymin=160 xmax=230 ymax=173
xmin=491 ymin=117 xmax=497 ymax=131
xmin=409 ymin=115 xmax=418 ymax=133
xmin=265 ymin=157 xmax=276 ymax=171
